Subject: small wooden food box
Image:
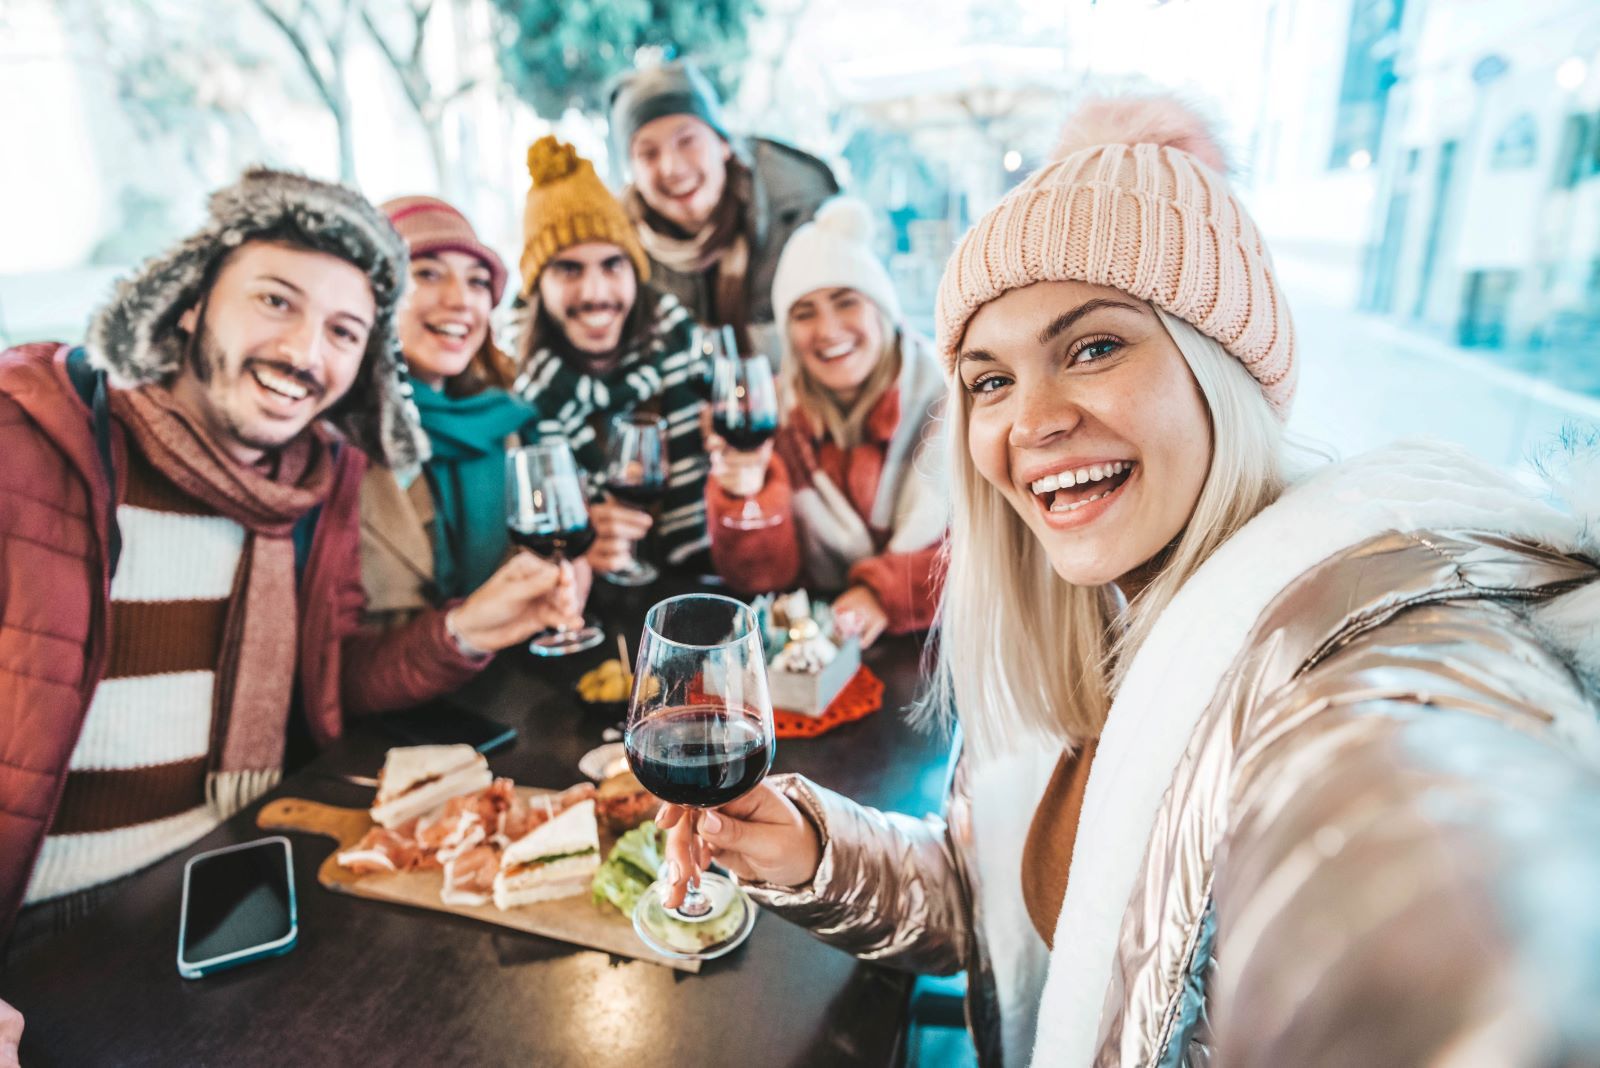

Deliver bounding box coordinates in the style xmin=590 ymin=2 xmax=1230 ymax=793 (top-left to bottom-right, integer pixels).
xmin=741 ymin=590 xmax=862 ymax=718
xmin=767 ymin=636 xmax=860 ymax=717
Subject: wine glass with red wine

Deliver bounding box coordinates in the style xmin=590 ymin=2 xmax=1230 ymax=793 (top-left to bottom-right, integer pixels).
xmin=711 ymin=355 xmax=783 ymax=531
xmin=504 ymin=440 xmax=605 ymax=657
xmin=600 ymin=413 xmax=668 ymax=587
xmin=625 ymin=593 xmax=774 ymax=959
xmin=692 ymin=323 xmax=737 ymax=401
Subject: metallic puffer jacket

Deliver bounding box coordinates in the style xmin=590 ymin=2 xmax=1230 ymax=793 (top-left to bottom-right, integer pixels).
xmin=745 ymin=529 xmax=1600 ymax=1067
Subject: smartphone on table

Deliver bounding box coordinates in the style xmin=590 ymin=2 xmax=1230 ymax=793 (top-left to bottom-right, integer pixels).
xmin=177 ymin=837 xmax=298 ymax=980
xmin=378 ymin=706 xmax=517 ymax=754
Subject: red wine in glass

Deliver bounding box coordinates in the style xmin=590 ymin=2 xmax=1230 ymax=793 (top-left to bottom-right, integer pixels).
xmin=507 ymin=521 xmax=598 ymax=561
xmin=711 ymin=413 xmax=778 ymax=453
xmin=607 ymin=481 xmax=667 ymax=510
xmin=625 ymin=706 xmax=773 ymax=809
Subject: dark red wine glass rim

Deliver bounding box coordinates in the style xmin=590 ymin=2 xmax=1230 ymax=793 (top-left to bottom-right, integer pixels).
xmin=641 ymin=592 xmax=760 ymax=650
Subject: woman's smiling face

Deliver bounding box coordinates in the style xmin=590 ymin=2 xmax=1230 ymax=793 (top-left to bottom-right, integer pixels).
xmin=957 ymin=280 xmax=1213 ymax=589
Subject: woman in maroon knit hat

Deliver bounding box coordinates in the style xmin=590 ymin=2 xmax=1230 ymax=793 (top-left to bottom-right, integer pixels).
xmin=361 ymin=197 xmax=576 ymax=628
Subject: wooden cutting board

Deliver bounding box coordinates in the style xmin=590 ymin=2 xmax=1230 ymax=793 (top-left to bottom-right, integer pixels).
xmin=257 ymin=791 xmax=699 ymax=973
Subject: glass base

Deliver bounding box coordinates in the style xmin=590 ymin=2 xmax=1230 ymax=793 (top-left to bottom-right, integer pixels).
xmin=527 ymin=623 xmax=604 ymax=657
xmin=601 ymin=560 xmax=659 ymax=587
xmin=632 ymin=873 xmax=757 ymax=961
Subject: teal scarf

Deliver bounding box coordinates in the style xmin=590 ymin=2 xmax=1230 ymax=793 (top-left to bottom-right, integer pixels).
xmin=412 ymin=381 xmax=536 ymax=598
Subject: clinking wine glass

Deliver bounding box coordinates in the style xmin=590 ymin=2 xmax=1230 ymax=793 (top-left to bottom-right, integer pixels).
xmin=625 ymin=593 xmax=775 ymax=959
xmin=712 ymin=355 xmax=783 ymax=531
xmin=601 ymin=413 xmax=669 ymax=587
xmin=504 ymin=440 xmax=605 ymax=657
xmin=694 ymin=323 xmax=738 ymax=401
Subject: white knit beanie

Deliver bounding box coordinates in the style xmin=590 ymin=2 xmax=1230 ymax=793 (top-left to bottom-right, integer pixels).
xmin=771 ymin=197 xmax=903 ymax=330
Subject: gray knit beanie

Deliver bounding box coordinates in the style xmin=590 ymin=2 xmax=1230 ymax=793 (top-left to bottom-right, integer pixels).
xmin=86 ymin=166 xmax=428 ymax=472
xmin=608 ymin=60 xmax=731 ymax=160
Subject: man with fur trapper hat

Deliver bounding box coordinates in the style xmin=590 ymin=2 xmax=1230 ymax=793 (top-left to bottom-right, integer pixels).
xmin=0 ymin=167 xmax=584 ymax=949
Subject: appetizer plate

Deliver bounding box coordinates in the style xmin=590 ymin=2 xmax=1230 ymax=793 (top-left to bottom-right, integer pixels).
xmin=257 ymin=790 xmax=700 ymax=972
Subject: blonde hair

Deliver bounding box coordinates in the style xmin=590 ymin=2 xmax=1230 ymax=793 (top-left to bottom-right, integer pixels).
xmin=782 ymin=300 xmax=901 ymax=451
xmin=927 ymin=309 xmax=1287 ymax=760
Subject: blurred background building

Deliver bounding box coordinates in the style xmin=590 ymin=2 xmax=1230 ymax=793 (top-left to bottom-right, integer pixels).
xmin=2 ymin=0 xmax=1597 ymax=477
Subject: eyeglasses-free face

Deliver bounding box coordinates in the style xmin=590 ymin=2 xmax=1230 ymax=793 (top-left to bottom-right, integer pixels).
xmin=958 ymin=280 xmax=1213 ymax=595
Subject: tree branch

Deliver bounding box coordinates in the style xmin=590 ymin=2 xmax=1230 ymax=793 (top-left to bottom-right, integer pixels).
xmin=251 ymin=0 xmax=339 ymax=113
xmin=410 ymin=0 xmax=433 ymax=68
xmin=361 ymin=6 xmax=428 ymax=114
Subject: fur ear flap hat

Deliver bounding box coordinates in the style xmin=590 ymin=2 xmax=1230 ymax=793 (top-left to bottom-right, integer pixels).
xmin=86 ymin=166 xmax=428 ymax=472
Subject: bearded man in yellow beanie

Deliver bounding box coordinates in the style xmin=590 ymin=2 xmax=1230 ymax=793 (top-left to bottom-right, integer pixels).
xmin=513 ymin=135 xmax=713 ymax=576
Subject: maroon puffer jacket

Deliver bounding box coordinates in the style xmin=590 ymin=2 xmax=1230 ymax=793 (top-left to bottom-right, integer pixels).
xmin=0 ymin=343 xmax=487 ymax=938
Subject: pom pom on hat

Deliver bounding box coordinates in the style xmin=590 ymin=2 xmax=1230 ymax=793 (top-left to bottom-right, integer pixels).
xmin=519 ymin=135 xmax=650 ymax=297
xmin=528 ymin=135 xmax=580 ymax=187
xmin=811 ymin=196 xmax=876 ymax=242
xmin=1053 ymin=94 xmax=1229 ymax=174
xmin=771 ymin=196 xmax=902 ymax=336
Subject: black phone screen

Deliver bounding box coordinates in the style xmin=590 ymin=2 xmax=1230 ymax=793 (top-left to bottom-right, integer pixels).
xmin=181 ymin=839 xmax=295 ymax=966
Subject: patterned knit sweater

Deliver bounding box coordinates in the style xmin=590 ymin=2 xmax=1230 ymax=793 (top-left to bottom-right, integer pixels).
xmin=24 ymin=445 xmax=240 ymax=903
xmin=513 ymin=290 xmax=711 ymax=565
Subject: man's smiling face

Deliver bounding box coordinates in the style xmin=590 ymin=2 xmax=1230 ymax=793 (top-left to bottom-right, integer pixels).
xmin=171 ymin=240 xmax=375 ymax=465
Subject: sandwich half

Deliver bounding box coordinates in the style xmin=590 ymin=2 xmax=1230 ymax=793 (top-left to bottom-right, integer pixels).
xmin=493 ymin=798 xmax=601 ymax=909
xmin=370 ymin=744 xmax=494 ymax=829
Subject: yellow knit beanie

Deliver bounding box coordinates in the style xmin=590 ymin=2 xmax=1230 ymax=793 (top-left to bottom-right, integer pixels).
xmin=519 ymin=135 xmax=650 ymax=298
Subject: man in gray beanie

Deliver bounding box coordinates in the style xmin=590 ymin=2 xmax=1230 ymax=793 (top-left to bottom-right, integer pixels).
xmin=610 ymin=59 xmax=839 ymax=361
xmin=0 ymin=167 xmax=584 ymax=952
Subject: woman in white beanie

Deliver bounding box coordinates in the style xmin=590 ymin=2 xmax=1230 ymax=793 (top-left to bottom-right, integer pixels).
xmin=704 ymin=197 xmax=945 ymax=646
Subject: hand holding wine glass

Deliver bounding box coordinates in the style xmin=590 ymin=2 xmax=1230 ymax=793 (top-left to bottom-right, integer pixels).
xmin=656 ymin=783 xmax=822 ymax=908
xmin=598 ymin=413 xmax=668 ymax=586
xmin=505 ymin=440 xmax=605 ymax=657
xmin=445 ymin=551 xmax=587 ymax=653
xmin=711 ymin=356 xmax=782 ymax=530
xmin=625 ymin=593 xmax=775 ymax=958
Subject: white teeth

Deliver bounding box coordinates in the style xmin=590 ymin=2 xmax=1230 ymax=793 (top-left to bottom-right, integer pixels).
xmin=1050 ymin=490 xmax=1109 ymax=513
xmin=1031 ymin=461 xmax=1133 ymax=496
xmin=254 ymin=367 xmax=309 ymax=400
xmin=429 ymin=322 xmax=469 ymax=338
xmin=820 ymin=344 xmax=854 ymax=360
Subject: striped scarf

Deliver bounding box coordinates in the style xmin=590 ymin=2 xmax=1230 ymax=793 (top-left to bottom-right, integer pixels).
xmin=109 ymin=385 xmax=334 ymax=800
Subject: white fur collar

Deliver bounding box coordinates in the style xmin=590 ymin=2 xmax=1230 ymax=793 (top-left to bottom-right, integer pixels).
xmin=1028 ymin=439 xmax=1588 ymax=1066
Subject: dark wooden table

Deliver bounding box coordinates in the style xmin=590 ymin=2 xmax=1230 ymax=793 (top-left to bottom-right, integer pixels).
xmin=3 ymin=578 xmax=954 ymax=1067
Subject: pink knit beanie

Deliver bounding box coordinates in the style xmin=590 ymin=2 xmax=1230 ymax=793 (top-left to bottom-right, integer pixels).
xmin=935 ymin=95 xmax=1296 ymax=416
xmin=381 ymin=195 xmax=509 ymax=305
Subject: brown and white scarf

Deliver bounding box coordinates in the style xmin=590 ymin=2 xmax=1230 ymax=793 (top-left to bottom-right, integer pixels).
xmin=110 ymin=385 xmax=335 ymax=814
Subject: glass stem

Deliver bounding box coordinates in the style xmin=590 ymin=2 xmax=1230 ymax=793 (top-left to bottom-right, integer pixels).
xmin=675 ymin=809 xmax=714 ymax=918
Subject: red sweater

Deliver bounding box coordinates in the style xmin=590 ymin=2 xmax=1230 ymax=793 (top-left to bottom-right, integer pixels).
xmin=0 ymin=344 xmax=486 ymax=937
xmin=705 ymin=387 xmax=942 ymax=635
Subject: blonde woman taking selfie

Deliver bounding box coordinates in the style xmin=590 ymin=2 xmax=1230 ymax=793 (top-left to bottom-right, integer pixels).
xmin=661 ymin=97 xmax=1600 ymax=1067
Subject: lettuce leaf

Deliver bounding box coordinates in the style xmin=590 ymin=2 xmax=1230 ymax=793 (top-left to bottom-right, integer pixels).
xmin=590 ymin=821 xmax=664 ymax=916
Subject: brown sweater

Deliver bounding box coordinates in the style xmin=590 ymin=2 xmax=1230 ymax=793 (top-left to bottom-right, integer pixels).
xmin=1020 ymin=739 xmax=1098 ymax=948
